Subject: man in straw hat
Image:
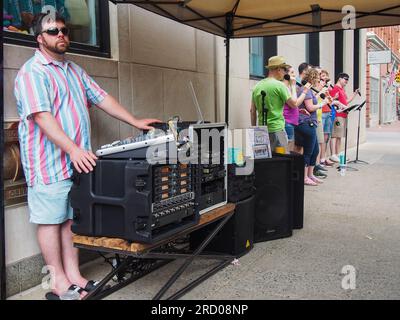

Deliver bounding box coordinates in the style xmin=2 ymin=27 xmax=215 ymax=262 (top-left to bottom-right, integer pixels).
xmin=251 ymin=55 xmax=310 ymax=152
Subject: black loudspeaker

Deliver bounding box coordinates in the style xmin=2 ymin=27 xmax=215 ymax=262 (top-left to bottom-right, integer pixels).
xmin=190 ymin=195 xmax=255 ymax=257
xmin=272 ymin=152 xmax=304 ymax=229
xmin=254 ymin=157 xmax=293 ymax=242
xmin=227 ymin=163 xmax=255 ymax=202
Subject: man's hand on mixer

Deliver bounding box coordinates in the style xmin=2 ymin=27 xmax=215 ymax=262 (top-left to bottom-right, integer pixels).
xmin=134 ymin=118 xmax=162 ymax=130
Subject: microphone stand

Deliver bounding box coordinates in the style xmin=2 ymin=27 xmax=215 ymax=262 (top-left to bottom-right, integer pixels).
xmin=348 ymin=100 xmax=368 ymax=165
xmin=261 ymin=91 xmax=267 ymax=125
xmin=336 ymin=104 xmax=359 ymax=172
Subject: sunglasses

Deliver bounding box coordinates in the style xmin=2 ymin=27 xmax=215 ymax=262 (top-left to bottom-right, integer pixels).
xmin=41 ymin=27 xmax=70 ymax=36
xmin=342 ymin=77 xmax=349 ymax=81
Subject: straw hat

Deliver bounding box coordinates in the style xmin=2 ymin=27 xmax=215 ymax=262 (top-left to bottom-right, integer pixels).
xmin=265 ymin=56 xmax=290 ymax=69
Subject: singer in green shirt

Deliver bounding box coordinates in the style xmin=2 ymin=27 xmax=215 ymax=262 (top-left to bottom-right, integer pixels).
xmin=250 ymin=56 xmax=309 ymax=152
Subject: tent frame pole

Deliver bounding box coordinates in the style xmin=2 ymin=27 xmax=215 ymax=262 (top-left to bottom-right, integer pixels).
xmin=225 ymin=36 xmax=230 ymax=125
xmin=0 ymin=41 xmax=5 ymax=300
xmin=225 ymin=13 xmax=234 ymax=125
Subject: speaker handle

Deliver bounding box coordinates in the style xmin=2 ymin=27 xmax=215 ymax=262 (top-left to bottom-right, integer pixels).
xmin=292 ymin=171 xmax=299 ymax=181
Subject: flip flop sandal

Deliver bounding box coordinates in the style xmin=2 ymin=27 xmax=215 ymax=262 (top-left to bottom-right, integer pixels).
xmin=84 ymin=280 xmax=100 ymax=292
xmin=45 ymin=284 xmax=83 ymax=300
xmin=83 ymin=280 xmax=111 ymax=292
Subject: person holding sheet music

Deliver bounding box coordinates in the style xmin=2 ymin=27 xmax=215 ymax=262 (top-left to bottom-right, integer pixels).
xmin=328 ymin=73 xmax=360 ymax=163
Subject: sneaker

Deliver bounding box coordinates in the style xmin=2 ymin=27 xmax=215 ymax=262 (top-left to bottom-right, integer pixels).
xmin=304 ymin=177 xmax=318 ymax=186
xmin=315 ymin=164 xmax=328 ymax=172
xmin=309 ymin=175 xmax=324 ymax=184
xmin=313 ymin=168 xmax=327 ymax=178
xmin=330 ymin=154 xmax=340 ymax=162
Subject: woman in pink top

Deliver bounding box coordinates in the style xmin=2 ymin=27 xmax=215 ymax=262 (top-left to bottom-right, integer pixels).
xmin=283 ymin=66 xmax=310 ymax=151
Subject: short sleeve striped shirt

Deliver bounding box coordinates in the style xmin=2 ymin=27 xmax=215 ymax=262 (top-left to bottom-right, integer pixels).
xmin=14 ymin=49 xmax=107 ymax=186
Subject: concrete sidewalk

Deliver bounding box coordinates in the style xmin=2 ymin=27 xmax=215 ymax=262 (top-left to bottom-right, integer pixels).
xmin=10 ymin=121 xmax=400 ymax=300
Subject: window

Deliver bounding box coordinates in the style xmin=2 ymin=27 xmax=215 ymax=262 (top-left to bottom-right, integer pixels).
xmin=249 ymin=38 xmax=264 ymax=78
xmin=249 ymin=36 xmax=277 ymax=79
xmin=3 ymin=0 xmax=110 ymax=57
xmin=370 ymin=77 xmax=379 ymax=115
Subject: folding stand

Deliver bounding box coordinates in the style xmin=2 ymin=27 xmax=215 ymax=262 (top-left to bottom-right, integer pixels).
xmin=336 ymin=104 xmax=360 ymax=172
xmin=348 ymin=101 xmax=368 ymax=165
xmin=73 ymin=204 xmax=235 ymax=300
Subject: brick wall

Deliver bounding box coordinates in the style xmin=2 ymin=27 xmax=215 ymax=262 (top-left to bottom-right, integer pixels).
xmin=366 ymin=26 xmax=400 ymax=127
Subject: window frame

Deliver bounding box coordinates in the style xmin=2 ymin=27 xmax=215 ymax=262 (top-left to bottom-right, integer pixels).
xmin=3 ymin=1 xmax=111 ymax=58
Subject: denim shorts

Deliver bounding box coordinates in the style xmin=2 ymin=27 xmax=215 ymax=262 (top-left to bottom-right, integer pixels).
xmin=28 ymin=179 xmax=73 ymax=225
xmin=284 ymin=123 xmax=296 ymax=141
xmin=322 ymin=112 xmax=333 ymax=135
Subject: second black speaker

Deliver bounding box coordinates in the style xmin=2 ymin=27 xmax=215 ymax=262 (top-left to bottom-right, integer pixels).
xmin=254 ymin=157 xmax=293 ymax=242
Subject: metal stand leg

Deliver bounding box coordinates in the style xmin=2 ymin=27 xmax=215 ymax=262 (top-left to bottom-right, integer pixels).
xmin=82 ymin=255 xmax=172 ymax=300
xmin=83 ymin=256 xmax=134 ymax=300
xmin=337 ymin=115 xmax=358 ymax=172
xmin=153 ymin=213 xmax=234 ymax=300
xmin=348 ymin=108 xmax=369 ymax=165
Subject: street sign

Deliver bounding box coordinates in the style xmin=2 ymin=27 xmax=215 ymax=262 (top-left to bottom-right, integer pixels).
xmin=368 ymin=50 xmax=391 ymax=64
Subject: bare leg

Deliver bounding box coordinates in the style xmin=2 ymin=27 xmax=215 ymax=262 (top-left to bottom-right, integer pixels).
xmin=37 ymin=224 xmax=72 ymax=295
xmin=287 ymin=140 xmax=294 ymax=152
xmin=330 ymin=138 xmax=337 ymax=156
xmin=336 ymin=137 xmax=342 ymax=154
xmin=307 ymin=166 xmax=314 ymax=178
xmin=316 ymin=143 xmax=323 ymax=164
xmin=61 ymin=219 xmax=89 ymax=291
xmin=320 ymin=139 xmax=326 ymax=162
xmin=294 ymin=145 xmax=303 ymax=154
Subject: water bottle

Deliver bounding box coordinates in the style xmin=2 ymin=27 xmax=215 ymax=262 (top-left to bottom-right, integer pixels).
xmin=59 ymin=288 xmax=81 ymax=300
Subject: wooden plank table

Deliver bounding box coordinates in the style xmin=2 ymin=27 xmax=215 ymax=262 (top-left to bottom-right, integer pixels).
xmin=73 ymin=203 xmax=236 ymax=300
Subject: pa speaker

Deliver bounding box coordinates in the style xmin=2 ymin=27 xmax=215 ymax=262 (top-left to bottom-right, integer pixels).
xmin=190 ymin=195 xmax=255 ymax=257
xmin=272 ymin=152 xmax=304 ymax=229
xmin=254 ymin=157 xmax=293 ymax=242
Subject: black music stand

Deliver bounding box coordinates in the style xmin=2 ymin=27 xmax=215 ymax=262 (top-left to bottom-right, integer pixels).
xmin=336 ymin=104 xmax=360 ymax=172
xmin=348 ymin=101 xmax=368 ymax=165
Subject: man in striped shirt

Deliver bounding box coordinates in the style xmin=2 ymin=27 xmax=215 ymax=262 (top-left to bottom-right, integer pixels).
xmin=14 ymin=13 xmax=160 ymax=299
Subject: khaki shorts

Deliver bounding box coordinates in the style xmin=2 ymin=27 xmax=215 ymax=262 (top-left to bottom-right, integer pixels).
xmin=269 ymin=130 xmax=289 ymax=152
xmin=317 ymin=121 xmax=324 ymax=144
xmin=332 ymin=117 xmax=346 ymax=138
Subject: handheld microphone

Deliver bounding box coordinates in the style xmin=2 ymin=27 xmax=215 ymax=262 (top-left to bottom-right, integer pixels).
xmin=297 ymin=80 xmax=326 ymax=99
xmin=283 ymin=74 xmax=291 ymax=81
xmin=325 ymin=81 xmax=334 ymax=89
xmin=261 ymin=90 xmax=266 ymax=97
